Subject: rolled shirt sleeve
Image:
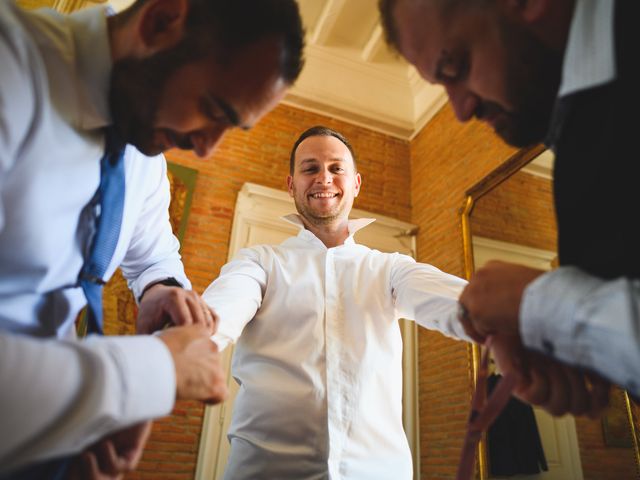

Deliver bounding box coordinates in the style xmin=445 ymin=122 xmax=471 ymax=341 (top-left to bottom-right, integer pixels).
xmin=0 ymin=332 xmax=176 ymax=475
xmin=390 ymin=254 xmax=471 ymax=341
xmin=521 ymin=266 xmax=640 ymax=396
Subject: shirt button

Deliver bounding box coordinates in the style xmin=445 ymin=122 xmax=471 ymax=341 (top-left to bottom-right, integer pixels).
xmin=541 ymin=339 xmax=555 ymax=355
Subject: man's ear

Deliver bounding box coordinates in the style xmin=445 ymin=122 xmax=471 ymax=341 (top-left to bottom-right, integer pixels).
xmin=137 ymin=0 xmax=189 ymax=55
xmin=354 ymin=173 xmax=362 ymax=197
xmin=287 ymin=175 xmax=294 ymax=197
xmin=500 ymin=0 xmax=550 ymax=24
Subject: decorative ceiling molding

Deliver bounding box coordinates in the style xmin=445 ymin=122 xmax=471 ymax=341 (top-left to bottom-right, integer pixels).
xmin=522 ymin=149 xmax=555 ymax=180
xmin=283 ymin=0 xmax=447 ymax=140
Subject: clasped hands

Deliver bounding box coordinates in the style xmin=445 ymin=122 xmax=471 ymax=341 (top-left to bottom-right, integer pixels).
xmin=459 ymin=260 xmax=610 ymax=418
xmin=69 ymin=284 xmax=228 ymax=479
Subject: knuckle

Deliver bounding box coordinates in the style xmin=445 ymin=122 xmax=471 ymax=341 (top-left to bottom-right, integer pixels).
xmin=168 ymin=288 xmax=183 ymax=301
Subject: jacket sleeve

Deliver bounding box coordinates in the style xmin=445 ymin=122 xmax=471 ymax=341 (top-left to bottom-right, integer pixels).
xmin=0 ymin=332 xmax=176 ymax=475
xmin=521 ymin=266 xmax=640 ymax=397
xmin=390 ymin=253 xmax=471 ymax=341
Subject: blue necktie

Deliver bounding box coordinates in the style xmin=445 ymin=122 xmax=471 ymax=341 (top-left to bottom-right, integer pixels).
xmin=1 ymin=130 xmax=126 ymax=480
xmin=79 ymin=129 xmax=126 ymax=334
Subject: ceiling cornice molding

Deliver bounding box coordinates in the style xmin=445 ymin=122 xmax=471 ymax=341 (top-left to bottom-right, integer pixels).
xmin=282 ymin=94 xmax=414 ymax=140
xmin=288 ymin=43 xmax=449 ymax=140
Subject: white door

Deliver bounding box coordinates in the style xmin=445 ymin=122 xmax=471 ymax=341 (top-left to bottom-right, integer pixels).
xmin=473 ymin=236 xmax=584 ymax=480
xmin=195 ymin=183 xmax=420 ymax=479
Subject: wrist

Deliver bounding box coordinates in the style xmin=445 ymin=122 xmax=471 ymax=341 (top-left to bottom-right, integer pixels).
xmin=139 ymin=277 xmax=183 ymax=302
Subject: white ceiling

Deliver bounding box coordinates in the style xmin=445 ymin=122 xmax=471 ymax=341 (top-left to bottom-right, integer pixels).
xmin=286 ymin=0 xmax=446 ymax=139
xmin=109 ymin=0 xmax=446 ymax=140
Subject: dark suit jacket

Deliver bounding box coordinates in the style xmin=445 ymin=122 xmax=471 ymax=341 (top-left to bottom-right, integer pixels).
xmin=550 ymin=1 xmax=640 ymax=279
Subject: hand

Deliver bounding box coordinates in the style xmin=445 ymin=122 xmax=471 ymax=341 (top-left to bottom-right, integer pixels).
xmin=158 ymin=324 xmax=228 ymax=403
xmin=67 ymin=421 xmax=152 ymax=479
xmin=490 ymin=334 xmax=610 ymax=418
xmin=459 ymin=261 xmax=544 ymax=340
xmin=137 ymin=284 xmax=218 ymax=335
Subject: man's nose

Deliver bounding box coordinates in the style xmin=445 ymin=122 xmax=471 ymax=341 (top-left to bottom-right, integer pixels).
xmin=315 ymin=168 xmax=333 ymax=184
xmin=192 ymin=127 xmax=227 ymax=158
xmin=445 ymin=84 xmax=479 ymax=123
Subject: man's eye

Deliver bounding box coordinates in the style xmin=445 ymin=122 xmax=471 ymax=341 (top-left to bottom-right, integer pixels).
xmin=437 ymin=51 xmax=467 ymax=83
xmin=201 ymin=99 xmax=227 ymax=124
xmin=441 ymin=61 xmax=460 ymax=79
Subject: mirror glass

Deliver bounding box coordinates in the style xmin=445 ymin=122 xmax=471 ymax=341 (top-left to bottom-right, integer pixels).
xmin=467 ymin=148 xmax=640 ymax=480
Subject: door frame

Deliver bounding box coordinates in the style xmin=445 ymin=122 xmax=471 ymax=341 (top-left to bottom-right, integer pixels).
xmin=195 ymin=183 xmax=420 ymax=479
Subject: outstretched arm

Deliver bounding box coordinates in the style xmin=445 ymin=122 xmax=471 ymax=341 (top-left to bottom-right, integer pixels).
xmin=202 ymin=247 xmax=268 ymax=351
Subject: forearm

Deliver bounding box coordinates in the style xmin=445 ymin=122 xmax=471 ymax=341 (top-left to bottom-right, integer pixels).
xmin=0 ymin=332 xmax=175 ymax=474
xmin=392 ymin=255 xmax=470 ymax=341
xmin=202 ymin=250 xmax=266 ymax=351
xmin=521 ymin=266 xmax=640 ymax=396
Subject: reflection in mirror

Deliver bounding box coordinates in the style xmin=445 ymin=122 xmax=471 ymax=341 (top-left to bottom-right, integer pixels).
xmin=461 ymin=147 xmax=640 ymax=480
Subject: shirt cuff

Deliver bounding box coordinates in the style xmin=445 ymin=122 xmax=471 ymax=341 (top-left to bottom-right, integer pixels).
xmin=211 ymin=332 xmax=233 ymax=352
xmin=130 ymin=264 xmax=191 ymax=302
xmin=86 ymin=335 xmax=176 ymax=422
xmin=520 ymin=266 xmax=602 ymax=365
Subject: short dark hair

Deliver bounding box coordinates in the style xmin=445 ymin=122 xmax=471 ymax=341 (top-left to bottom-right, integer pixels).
xmin=289 ymin=126 xmax=357 ymax=174
xmin=125 ymin=0 xmax=305 ymax=84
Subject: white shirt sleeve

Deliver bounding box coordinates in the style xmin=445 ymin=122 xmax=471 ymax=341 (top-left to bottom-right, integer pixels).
xmin=0 ymin=332 xmax=176 ymax=475
xmin=0 ymin=23 xmax=37 ymax=232
xmin=202 ymin=248 xmax=267 ymax=351
xmin=521 ymin=266 xmax=640 ymax=397
xmin=390 ymin=254 xmax=471 ymax=341
xmin=119 ymin=155 xmax=191 ymax=299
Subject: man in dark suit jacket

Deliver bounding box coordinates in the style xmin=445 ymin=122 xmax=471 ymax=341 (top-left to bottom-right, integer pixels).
xmin=379 ymin=0 xmax=639 ymax=408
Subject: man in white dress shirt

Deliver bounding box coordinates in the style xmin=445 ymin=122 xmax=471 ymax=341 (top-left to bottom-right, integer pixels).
xmin=205 ymin=125 xmax=610 ymax=479
xmin=379 ymin=0 xmax=640 ymax=402
xmin=203 ymin=126 xmax=471 ymax=479
xmin=0 ymin=0 xmax=304 ymax=477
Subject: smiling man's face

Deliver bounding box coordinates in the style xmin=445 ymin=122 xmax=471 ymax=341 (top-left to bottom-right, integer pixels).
xmin=287 ymin=134 xmax=361 ymax=227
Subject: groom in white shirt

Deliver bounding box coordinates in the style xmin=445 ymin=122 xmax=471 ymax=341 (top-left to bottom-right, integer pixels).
xmin=203 ymin=126 xmax=603 ymax=479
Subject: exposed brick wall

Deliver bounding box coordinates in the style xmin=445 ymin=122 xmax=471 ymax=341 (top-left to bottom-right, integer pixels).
xmin=466 ymin=164 xmax=638 ymax=479
xmin=123 ymin=103 xmax=411 ymax=479
xmin=574 ymin=389 xmax=639 ymax=480
xmin=410 ymin=105 xmax=517 ymax=478
xmin=472 ymin=170 xmax=557 ymax=252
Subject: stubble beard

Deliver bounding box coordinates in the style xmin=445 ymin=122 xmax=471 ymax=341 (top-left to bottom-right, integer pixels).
xmin=293 ymin=190 xmax=347 ymax=227
xmin=109 ymin=56 xmax=166 ymax=155
xmin=491 ymin=18 xmax=563 ymax=147
xmin=108 ymin=37 xmax=206 ymax=155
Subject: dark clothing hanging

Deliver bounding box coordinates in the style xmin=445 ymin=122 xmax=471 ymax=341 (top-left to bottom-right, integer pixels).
xmin=487 ymin=374 xmax=548 ymax=476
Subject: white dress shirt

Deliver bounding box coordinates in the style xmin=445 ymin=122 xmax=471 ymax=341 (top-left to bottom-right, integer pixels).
xmin=521 ymin=0 xmax=640 ymax=396
xmin=203 ymin=215 xmax=468 ymax=480
xmin=0 ymin=2 xmax=188 ymax=472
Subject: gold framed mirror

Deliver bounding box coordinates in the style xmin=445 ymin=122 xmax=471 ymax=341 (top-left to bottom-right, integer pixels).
xmin=461 ymin=145 xmax=640 ymax=480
